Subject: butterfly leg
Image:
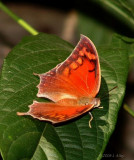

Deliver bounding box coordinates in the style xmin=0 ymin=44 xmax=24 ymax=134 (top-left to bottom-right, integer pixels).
xmin=88 ymin=112 xmax=93 ymax=128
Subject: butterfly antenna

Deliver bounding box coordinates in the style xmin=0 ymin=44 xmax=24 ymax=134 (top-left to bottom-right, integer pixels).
xmin=101 ymin=86 xmax=117 ymax=100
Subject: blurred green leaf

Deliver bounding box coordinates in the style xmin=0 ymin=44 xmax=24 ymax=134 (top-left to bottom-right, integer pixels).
xmin=94 ymin=0 xmax=134 ymax=32
xmin=114 ymin=34 xmax=134 ymax=65
xmin=123 ymin=104 xmax=134 ymax=117
xmin=0 ymin=33 xmax=129 ymax=160
xmin=78 ymin=13 xmax=113 ymax=46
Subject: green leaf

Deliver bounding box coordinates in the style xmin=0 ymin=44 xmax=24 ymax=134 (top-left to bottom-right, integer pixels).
xmin=32 ymin=136 xmax=64 ymax=160
xmin=0 ymin=33 xmax=129 ymax=160
xmin=113 ymin=34 xmax=134 ymax=65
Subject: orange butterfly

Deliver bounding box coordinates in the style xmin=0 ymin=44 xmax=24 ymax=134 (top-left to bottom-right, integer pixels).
xmin=17 ymin=35 xmax=101 ymax=127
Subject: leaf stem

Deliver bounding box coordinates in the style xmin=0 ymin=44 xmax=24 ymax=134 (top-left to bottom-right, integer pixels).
xmin=123 ymin=104 xmax=134 ymax=117
xmin=0 ymin=2 xmax=39 ymax=35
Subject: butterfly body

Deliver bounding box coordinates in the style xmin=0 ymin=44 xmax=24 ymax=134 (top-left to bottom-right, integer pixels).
xmin=17 ymin=35 xmax=101 ymax=126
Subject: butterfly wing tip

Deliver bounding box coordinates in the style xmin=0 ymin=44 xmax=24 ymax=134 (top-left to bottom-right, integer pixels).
xmin=37 ymin=93 xmax=39 ymax=97
xmin=36 ymin=84 xmax=40 ymax=89
xmin=17 ymin=112 xmax=28 ymax=116
xmin=37 ymin=93 xmax=42 ymax=98
xmin=80 ymin=34 xmax=84 ymax=37
xmin=33 ymin=72 xmax=39 ymax=76
xmin=80 ymin=34 xmax=86 ymax=39
xmin=52 ymin=121 xmax=56 ymax=125
xmin=33 ymin=100 xmax=38 ymax=104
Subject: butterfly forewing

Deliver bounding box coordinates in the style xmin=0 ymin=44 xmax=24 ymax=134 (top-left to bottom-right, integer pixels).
xmin=37 ymin=35 xmax=101 ymax=102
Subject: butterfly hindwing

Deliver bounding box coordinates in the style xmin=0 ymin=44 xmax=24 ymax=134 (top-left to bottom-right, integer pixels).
xmin=17 ymin=100 xmax=94 ymax=124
